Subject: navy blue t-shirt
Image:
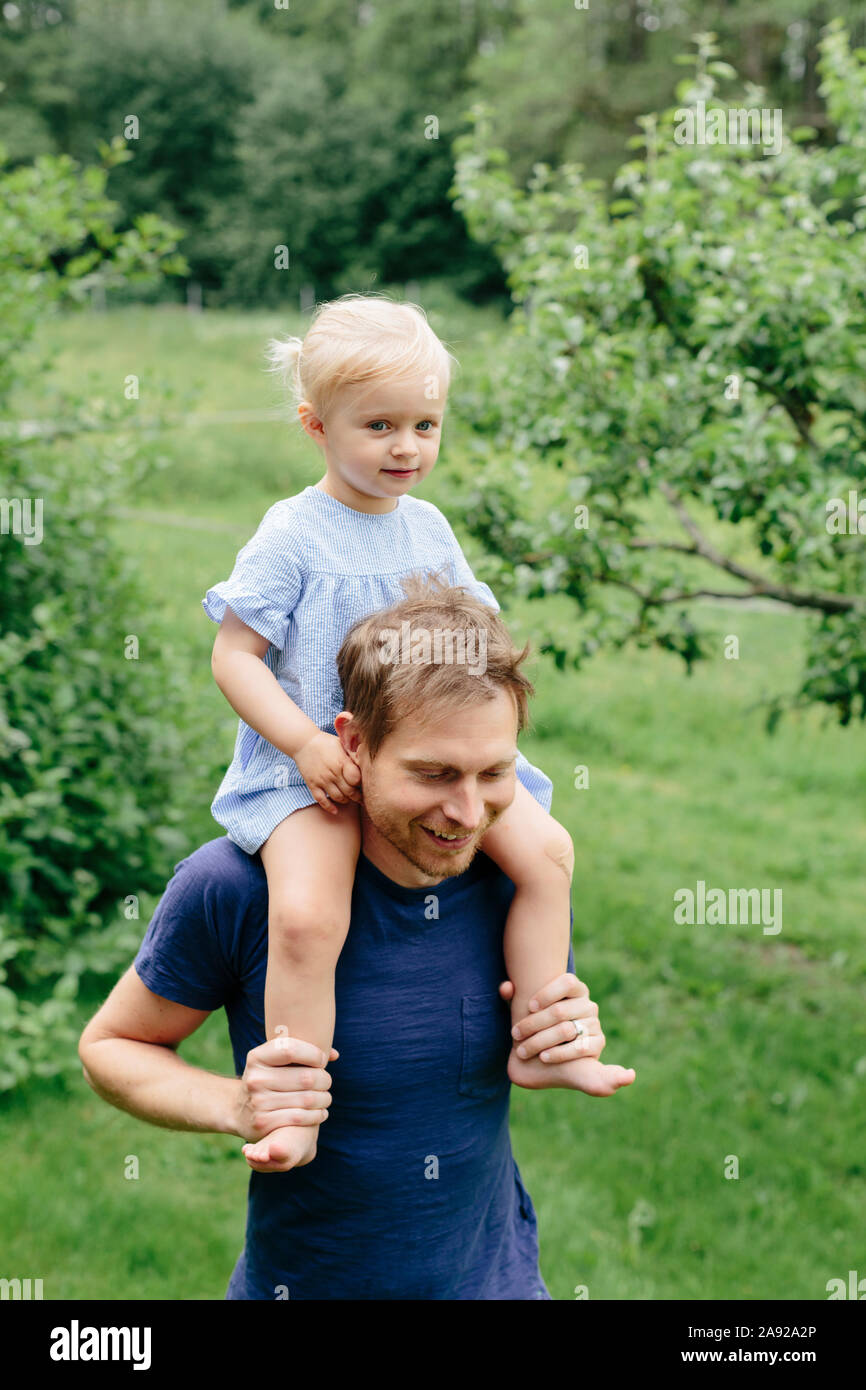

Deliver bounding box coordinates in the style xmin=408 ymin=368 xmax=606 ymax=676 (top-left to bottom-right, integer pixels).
xmin=134 ymin=835 xmax=574 ymax=1300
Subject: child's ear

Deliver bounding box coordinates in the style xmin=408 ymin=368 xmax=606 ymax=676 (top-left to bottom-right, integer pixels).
xmin=297 ymin=402 xmax=326 ymax=445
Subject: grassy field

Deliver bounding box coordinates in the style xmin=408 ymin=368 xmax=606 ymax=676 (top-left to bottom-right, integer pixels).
xmin=2 ymin=296 xmax=864 ymax=1300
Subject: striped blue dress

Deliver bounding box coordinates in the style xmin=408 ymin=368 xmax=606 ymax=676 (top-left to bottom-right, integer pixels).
xmin=202 ymin=485 xmax=553 ymax=853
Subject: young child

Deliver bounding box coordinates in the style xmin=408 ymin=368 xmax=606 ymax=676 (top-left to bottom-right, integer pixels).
xmin=204 ymin=294 xmax=606 ymax=1171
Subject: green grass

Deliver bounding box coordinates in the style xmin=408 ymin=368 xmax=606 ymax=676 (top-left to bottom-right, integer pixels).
xmin=2 ymin=298 xmax=864 ymax=1301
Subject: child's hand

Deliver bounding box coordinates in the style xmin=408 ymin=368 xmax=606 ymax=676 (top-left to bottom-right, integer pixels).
xmin=293 ymin=731 xmax=361 ymax=814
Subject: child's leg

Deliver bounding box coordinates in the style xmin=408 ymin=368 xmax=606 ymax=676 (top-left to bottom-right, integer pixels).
xmin=482 ymin=785 xmax=635 ymax=1099
xmin=260 ymin=801 xmax=361 ymax=1061
xmin=245 ymin=802 xmax=360 ymax=1166
xmin=480 ymin=780 xmax=574 ymax=1030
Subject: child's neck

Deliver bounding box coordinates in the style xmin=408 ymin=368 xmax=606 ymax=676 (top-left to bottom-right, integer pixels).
xmin=315 ymin=473 xmax=399 ymax=515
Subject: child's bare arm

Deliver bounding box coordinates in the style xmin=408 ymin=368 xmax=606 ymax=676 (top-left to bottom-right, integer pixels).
xmin=210 ymin=606 xmax=360 ymax=811
xmin=211 ymin=605 xmax=321 ymax=758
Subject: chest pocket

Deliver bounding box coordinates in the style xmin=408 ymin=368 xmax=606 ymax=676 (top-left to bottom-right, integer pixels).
xmin=458 ymin=992 xmax=512 ymax=1100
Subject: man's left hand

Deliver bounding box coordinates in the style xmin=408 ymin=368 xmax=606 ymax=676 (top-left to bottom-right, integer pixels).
xmin=499 ymin=973 xmax=636 ymax=1095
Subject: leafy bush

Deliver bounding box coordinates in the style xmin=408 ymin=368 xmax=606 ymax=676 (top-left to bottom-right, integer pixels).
xmin=0 ymin=138 xmax=195 ymax=1088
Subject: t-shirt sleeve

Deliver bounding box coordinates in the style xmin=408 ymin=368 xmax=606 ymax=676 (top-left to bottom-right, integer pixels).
xmin=202 ymin=504 xmax=304 ymax=649
xmin=134 ymin=844 xmax=240 ymax=1011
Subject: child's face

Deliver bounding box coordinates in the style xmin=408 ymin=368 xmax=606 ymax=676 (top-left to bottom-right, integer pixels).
xmin=301 ymin=375 xmax=445 ymax=506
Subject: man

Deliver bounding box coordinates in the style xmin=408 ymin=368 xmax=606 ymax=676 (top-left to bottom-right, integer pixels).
xmin=79 ymin=578 xmax=635 ymax=1299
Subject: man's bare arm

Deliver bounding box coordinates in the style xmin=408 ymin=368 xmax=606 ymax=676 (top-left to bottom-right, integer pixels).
xmin=211 ymin=606 xmax=322 ymax=759
xmin=79 ymin=966 xmax=335 ymax=1143
xmin=78 ymin=966 xmax=242 ymax=1134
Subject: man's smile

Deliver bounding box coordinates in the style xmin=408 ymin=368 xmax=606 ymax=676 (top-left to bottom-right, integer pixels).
xmin=418 ymin=822 xmax=476 ymax=851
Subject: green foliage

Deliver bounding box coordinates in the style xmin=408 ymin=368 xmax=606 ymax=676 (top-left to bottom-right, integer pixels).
xmin=0 ymin=139 xmax=197 ymax=1088
xmin=451 ymin=22 xmax=866 ymax=723
xmin=57 ymin=1 xmax=277 ymax=300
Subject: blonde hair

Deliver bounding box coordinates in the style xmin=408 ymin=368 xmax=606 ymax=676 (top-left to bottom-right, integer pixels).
xmin=265 ymin=292 xmax=459 ymax=424
xmin=337 ymin=571 xmax=535 ymax=759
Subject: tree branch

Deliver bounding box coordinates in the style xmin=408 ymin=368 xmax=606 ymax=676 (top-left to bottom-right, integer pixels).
xmin=601 ymin=574 xmax=768 ymax=606
xmin=627 ymin=538 xmax=699 ymax=557
xmin=632 ymin=456 xmax=860 ymax=615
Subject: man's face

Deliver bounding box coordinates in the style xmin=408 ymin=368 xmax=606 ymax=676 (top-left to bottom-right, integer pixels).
xmin=300 ymin=376 xmax=444 ymax=506
xmin=339 ymin=689 xmax=519 ymax=885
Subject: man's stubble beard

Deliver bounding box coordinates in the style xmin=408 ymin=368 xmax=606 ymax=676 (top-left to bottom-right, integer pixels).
xmin=361 ymin=780 xmax=502 ymax=880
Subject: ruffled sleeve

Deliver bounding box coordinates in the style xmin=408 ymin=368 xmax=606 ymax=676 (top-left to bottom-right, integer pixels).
xmin=451 ymin=550 xmax=500 ymax=612
xmin=202 ymin=505 xmax=304 ymax=649
xmin=424 ymin=502 xmax=501 ymax=613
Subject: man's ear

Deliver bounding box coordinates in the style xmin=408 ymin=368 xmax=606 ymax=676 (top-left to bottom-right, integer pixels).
xmin=335 ymin=711 xmax=362 ymax=763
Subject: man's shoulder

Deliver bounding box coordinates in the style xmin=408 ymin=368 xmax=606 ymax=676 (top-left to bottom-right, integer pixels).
xmin=163 ymin=837 xmax=267 ymax=921
xmin=134 ymin=838 xmax=265 ymax=1011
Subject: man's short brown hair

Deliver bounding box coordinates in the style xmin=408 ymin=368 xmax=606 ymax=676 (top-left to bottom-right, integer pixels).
xmin=336 ymin=571 xmax=535 ymax=758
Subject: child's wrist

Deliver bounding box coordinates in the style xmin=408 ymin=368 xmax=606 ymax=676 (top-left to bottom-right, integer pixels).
xmin=285 ymin=722 xmax=321 ymax=761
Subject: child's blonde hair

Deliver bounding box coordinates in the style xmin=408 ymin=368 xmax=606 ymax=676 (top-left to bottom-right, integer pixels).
xmin=265 ymin=292 xmax=458 ymax=424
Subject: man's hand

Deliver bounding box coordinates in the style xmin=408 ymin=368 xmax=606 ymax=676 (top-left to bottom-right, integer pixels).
xmin=234 ymin=1036 xmax=338 ymax=1172
xmin=499 ymin=974 xmax=635 ymax=1096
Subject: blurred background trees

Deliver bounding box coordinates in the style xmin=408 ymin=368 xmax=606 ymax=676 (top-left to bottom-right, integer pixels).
xmin=2 ymin=0 xmax=864 ymax=305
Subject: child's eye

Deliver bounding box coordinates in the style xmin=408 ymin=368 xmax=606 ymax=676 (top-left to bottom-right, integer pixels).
xmin=367 ymin=420 xmax=437 ymax=432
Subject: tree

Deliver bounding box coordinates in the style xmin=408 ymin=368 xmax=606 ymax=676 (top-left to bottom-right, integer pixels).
xmin=56 ymin=0 xmax=278 ymax=298
xmin=450 ymin=22 xmax=866 ymax=724
xmin=210 ymin=0 xmax=514 ymax=303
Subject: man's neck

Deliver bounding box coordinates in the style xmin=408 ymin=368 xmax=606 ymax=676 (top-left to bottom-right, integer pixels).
xmin=359 ymin=814 xmax=445 ymax=890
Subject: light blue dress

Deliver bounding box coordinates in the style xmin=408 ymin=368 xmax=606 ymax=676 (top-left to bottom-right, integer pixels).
xmin=202 ymin=485 xmax=553 ymax=853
